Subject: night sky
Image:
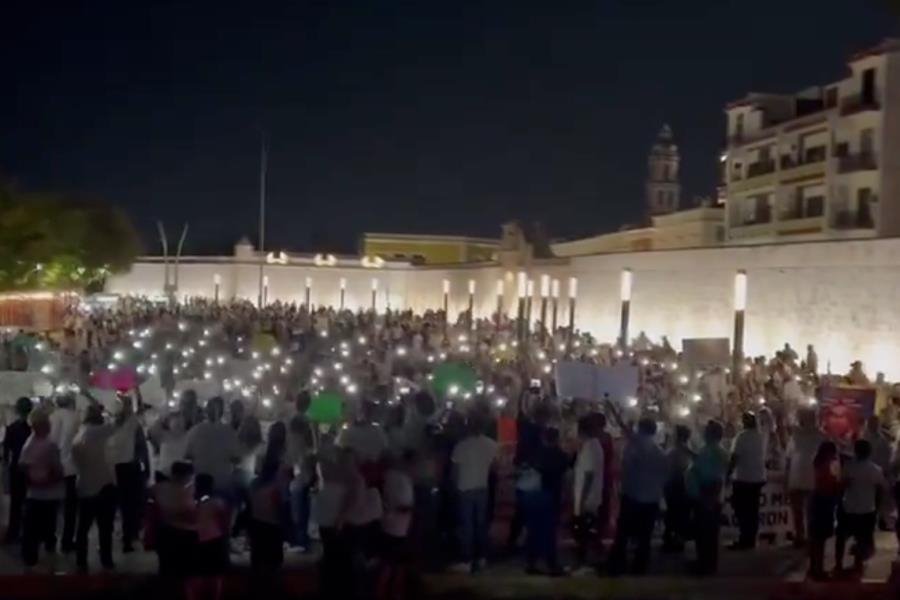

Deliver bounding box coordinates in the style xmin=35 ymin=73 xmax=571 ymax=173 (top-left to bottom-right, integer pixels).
xmin=1 ymin=1 xmax=895 ymax=254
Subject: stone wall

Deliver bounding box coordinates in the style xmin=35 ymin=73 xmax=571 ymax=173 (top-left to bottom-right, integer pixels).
xmin=106 ymin=236 xmax=900 ymax=378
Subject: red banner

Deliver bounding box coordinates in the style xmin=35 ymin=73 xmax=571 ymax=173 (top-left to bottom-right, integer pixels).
xmin=818 ymin=385 xmax=876 ymax=442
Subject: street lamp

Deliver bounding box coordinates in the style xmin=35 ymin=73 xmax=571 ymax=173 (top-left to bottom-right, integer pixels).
xmin=213 ymin=273 xmax=221 ymax=304
xmin=495 ymin=279 xmax=504 ymax=326
xmin=371 ymin=278 xmax=378 ymax=312
xmin=442 ymin=279 xmax=450 ymax=318
xmin=516 ymin=271 xmax=527 ymax=341
xmin=539 ymin=274 xmax=550 ymax=340
xmin=567 ymin=276 xmax=578 ymax=343
xmin=619 ymin=268 xmax=632 ymax=348
xmin=262 ymin=275 xmax=269 ymax=307
xmin=733 ymin=270 xmax=747 ymax=377
xmin=551 ymin=279 xmax=560 ymax=332
xmin=526 ymin=279 xmax=534 ymax=333
xmin=339 ymin=277 xmax=346 ymax=310
xmin=467 ymin=279 xmax=476 ymax=330
xmin=305 ymin=276 xmax=312 ymax=311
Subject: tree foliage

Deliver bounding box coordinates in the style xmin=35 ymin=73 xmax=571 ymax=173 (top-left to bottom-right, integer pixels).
xmin=0 ymin=181 xmax=141 ymax=291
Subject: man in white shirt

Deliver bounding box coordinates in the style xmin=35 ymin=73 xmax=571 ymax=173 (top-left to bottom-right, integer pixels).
xmin=573 ymin=416 xmax=604 ymax=566
xmin=835 ymin=439 xmax=886 ymax=574
xmin=106 ymin=395 xmax=148 ymax=553
xmin=785 ymin=408 xmax=824 ymax=547
xmin=185 ymin=396 xmax=241 ymax=501
xmin=49 ymin=394 xmax=80 ymax=553
xmin=450 ymin=416 xmax=497 ymax=573
xmin=728 ymin=411 xmax=767 ymax=550
xmin=72 ymin=405 xmax=117 ymax=572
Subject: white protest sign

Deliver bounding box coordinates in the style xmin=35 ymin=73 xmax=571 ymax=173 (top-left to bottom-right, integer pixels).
xmin=555 ymin=362 xmax=639 ymax=402
xmin=721 ymin=465 xmax=792 ymax=543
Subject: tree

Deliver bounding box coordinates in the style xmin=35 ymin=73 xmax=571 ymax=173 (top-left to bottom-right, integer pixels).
xmin=0 ymin=180 xmax=141 ymax=291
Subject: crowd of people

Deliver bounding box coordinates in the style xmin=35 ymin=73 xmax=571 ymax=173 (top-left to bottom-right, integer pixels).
xmin=0 ymin=296 xmax=898 ymax=596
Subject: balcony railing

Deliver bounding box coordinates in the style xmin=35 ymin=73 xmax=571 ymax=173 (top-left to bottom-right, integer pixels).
xmin=833 ymin=209 xmax=875 ymax=229
xmin=837 ymin=153 xmax=877 ymax=173
xmin=746 ymin=160 xmax=776 ymax=178
xmin=840 ymin=95 xmax=880 ymax=116
xmin=781 ymin=197 xmax=824 ymax=221
xmin=739 ymin=206 xmax=772 ymax=226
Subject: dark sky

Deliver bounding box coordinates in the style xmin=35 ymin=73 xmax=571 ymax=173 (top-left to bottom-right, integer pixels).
xmin=1 ymin=1 xmax=895 ymax=254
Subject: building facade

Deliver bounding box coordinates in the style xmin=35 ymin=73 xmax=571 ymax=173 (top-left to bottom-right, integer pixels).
xmin=646 ymin=124 xmax=681 ymax=216
xmin=723 ymin=39 xmax=900 ymax=243
xmin=360 ymin=232 xmax=499 ymax=265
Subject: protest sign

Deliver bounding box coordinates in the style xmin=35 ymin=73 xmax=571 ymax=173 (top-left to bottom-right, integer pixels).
xmin=722 ymin=467 xmax=793 ymax=544
xmin=818 ymin=385 xmax=875 ymax=442
xmin=682 ymin=338 xmax=731 ymax=371
xmin=555 ymin=361 xmax=638 ymax=403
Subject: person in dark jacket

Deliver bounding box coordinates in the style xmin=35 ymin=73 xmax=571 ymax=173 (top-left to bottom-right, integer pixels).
xmin=3 ymin=397 xmax=33 ymax=543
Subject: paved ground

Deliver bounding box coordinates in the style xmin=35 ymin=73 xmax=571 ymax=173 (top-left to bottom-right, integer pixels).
xmin=0 ymin=526 xmax=896 ymax=599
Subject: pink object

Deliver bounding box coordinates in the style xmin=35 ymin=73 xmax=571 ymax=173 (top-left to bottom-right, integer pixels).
xmin=90 ymin=367 xmax=137 ymax=391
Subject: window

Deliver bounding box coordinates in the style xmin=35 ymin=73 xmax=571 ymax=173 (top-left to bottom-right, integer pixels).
xmin=661 ymin=163 xmax=669 ymax=181
xmin=825 ymin=87 xmax=838 ymax=108
xmin=862 ymin=68 xmax=876 ymax=104
xmin=735 ymin=114 xmax=744 ymax=139
xmin=860 ymin=128 xmax=874 ymax=156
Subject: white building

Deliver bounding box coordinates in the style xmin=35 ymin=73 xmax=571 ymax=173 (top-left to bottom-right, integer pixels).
xmin=723 ymin=38 xmax=900 ymax=243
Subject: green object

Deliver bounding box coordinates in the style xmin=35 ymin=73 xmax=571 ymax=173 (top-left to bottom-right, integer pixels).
xmin=432 ymin=362 xmax=478 ymax=398
xmin=306 ymin=390 xmax=344 ymax=423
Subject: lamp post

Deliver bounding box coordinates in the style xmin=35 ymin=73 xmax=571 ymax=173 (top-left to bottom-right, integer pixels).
xmin=551 ymin=279 xmax=559 ymax=332
xmin=371 ymin=278 xmax=378 ymax=313
xmin=339 ymin=278 xmax=346 ymax=310
xmin=539 ymin=274 xmax=549 ymax=341
xmin=526 ymin=280 xmax=534 ymax=334
xmin=495 ymin=279 xmax=504 ymax=327
xmin=442 ymin=279 xmax=450 ymax=320
xmin=213 ymin=273 xmax=221 ymax=304
xmin=733 ymin=270 xmax=747 ymax=378
xmin=567 ymin=277 xmax=578 ymax=344
xmin=305 ymin=276 xmax=312 ymax=311
xmin=516 ymin=271 xmax=527 ymax=342
xmin=619 ymin=268 xmax=632 ymax=349
xmin=467 ymin=279 xmax=476 ymax=330
xmin=262 ymin=275 xmax=269 ymax=307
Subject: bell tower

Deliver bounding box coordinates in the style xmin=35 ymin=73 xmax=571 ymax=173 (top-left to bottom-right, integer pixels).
xmin=646 ymin=124 xmax=681 ymax=216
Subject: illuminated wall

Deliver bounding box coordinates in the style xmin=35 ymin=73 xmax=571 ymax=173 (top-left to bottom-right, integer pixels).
xmin=107 ymin=236 xmax=900 ymax=379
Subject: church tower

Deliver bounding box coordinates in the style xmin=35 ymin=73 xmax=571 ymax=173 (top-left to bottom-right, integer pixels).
xmin=646 ymin=124 xmax=681 ymax=216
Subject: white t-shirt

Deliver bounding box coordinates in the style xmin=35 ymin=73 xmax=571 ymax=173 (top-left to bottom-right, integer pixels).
xmin=731 ymin=428 xmax=767 ymax=483
xmin=185 ymin=421 xmax=241 ymax=490
xmin=842 ymin=459 xmax=886 ymax=515
xmin=451 ymin=435 xmax=498 ymax=492
xmin=49 ymin=407 xmax=79 ymax=477
xmin=574 ymin=438 xmax=605 ymax=516
xmin=786 ymin=429 xmax=824 ymax=492
xmin=337 ymin=423 xmax=388 ymax=463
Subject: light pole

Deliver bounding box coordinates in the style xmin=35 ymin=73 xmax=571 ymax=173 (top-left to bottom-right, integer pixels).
xmin=733 ymin=270 xmax=747 ymax=378
xmin=371 ymin=278 xmax=378 ymax=313
xmin=467 ymin=279 xmax=476 ymax=330
xmin=442 ymin=279 xmax=450 ymax=323
xmin=526 ymin=279 xmax=535 ymax=335
xmin=550 ymin=278 xmax=560 ymax=333
xmin=619 ymin=268 xmax=632 ymax=349
xmin=516 ymin=271 xmax=527 ymax=342
xmin=305 ymin=276 xmax=312 ymax=311
xmin=213 ymin=273 xmax=221 ymax=304
xmin=339 ymin=278 xmax=346 ymax=310
xmin=495 ymin=279 xmax=504 ymax=327
xmin=539 ymin=274 xmax=550 ymax=341
xmin=567 ymin=276 xmax=578 ymax=344
xmin=262 ymin=275 xmax=269 ymax=306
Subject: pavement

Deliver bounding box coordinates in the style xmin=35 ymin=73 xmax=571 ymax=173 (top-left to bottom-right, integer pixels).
xmin=0 ymin=527 xmax=896 ymax=599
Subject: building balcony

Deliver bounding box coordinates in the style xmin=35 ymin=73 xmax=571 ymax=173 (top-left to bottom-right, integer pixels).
xmin=836 ymin=153 xmax=877 ymax=173
xmin=776 ymin=215 xmax=825 ymax=236
xmin=746 ymin=160 xmax=776 ymax=178
xmin=833 ymin=209 xmax=875 ymax=230
xmin=779 ymin=151 xmax=826 ymax=183
xmin=840 ymin=95 xmax=880 ymax=116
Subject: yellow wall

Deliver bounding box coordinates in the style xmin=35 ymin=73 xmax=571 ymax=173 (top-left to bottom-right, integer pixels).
xmin=363 ymin=237 xmax=498 ymax=265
